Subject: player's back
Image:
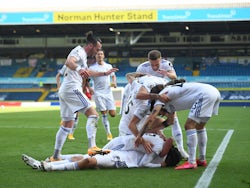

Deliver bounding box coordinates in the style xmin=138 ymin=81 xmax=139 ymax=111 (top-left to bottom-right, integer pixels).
xmin=137 ymin=75 xmax=167 ymax=92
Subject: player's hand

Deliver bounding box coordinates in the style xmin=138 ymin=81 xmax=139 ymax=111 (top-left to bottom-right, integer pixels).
xmin=106 ymin=68 xmax=119 ymax=75
xmin=79 ymin=69 xmax=90 ymax=78
xmin=158 ymin=94 xmax=169 ymax=103
xmin=142 ymin=139 xmax=153 ymax=154
xmin=110 ymin=82 xmax=117 ymax=88
xmin=134 ymin=136 xmax=143 ymax=147
xmin=157 ymin=69 xmax=170 ymax=76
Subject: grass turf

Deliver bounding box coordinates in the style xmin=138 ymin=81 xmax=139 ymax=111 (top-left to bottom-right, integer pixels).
xmin=0 ymin=106 xmax=250 ymax=188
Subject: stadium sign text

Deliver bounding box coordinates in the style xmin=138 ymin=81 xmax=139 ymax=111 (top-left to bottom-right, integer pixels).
xmin=54 ymin=10 xmax=157 ymax=23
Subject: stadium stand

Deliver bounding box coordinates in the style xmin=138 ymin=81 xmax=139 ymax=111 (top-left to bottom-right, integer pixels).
xmin=0 ymin=90 xmax=43 ymax=101
xmin=0 ymin=56 xmax=250 ymax=106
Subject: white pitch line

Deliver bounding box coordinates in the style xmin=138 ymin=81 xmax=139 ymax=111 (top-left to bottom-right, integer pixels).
xmin=194 ymin=129 xmax=234 ymax=188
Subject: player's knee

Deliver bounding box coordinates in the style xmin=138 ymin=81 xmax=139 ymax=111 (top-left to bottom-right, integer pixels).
xmin=109 ymin=111 xmax=116 ymax=117
xmin=85 ymin=107 xmax=99 ymax=117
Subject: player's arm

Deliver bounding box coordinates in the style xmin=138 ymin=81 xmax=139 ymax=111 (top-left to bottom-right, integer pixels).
xmin=55 ymin=72 xmax=62 ymax=90
xmin=111 ymin=74 xmax=117 ymax=88
xmin=87 ymin=68 xmax=119 ymax=77
xmin=126 ymin=72 xmax=147 ymax=84
xmin=66 ymin=56 xmax=118 ymax=78
xmin=136 ymin=86 xmax=160 ymax=100
xmin=65 ymin=56 xmax=80 ymax=71
xmin=128 ymin=115 xmax=141 ymax=136
xmin=157 ymin=69 xmax=177 ymax=80
xmin=135 ymin=104 xmax=162 ymax=145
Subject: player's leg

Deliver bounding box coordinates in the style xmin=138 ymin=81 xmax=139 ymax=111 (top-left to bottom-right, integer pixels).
xmin=45 ymin=154 xmax=115 ymax=171
xmin=171 ymin=113 xmax=189 ymax=159
xmin=101 ymin=95 xmax=116 ymax=141
xmin=95 ymin=95 xmax=113 ymax=140
xmin=83 ymin=107 xmax=100 ymax=153
xmin=196 ymin=122 xmax=208 ymax=167
xmin=51 ymin=120 xmax=74 ymax=161
xmin=106 ymin=109 xmax=116 ymax=141
xmin=42 ymin=160 xmax=78 ymax=171
xmin=77 ymin=157 xmax=98 ymax=169
xmin=50 ymin=97 xmax=75 ymax=161
xmin=60 ymin=154 xmax=88 ymax=161
xmin=101 ymin=111 xmax=113 ymax=140
xmin=175 ymin=118 xmax=198 ymax=170
xmin=42 ymin=154 xmax=91 ymax=171
xmin=105 ymin=94 xmax=116 ymax=140
xmin=68 ymin=112 xmax=79 ymax=140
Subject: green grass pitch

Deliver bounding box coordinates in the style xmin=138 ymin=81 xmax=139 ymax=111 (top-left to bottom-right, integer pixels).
xmin=0 ymin=106 xmax=250 ymax=188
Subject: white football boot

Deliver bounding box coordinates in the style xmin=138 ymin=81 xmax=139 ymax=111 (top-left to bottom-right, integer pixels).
xmin=22 ymin=154 xmax=43 ymax=170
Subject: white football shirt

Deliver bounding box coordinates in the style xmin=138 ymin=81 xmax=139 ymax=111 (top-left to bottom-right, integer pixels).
xmin=89 ymin=62 xmax=115 ymax=95
xmin=136 ymin=59 xmax=174 ymax=80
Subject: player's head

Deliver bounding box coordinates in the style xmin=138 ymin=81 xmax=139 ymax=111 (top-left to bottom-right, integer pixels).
xmin=95 ymin=49 xmax=105 ymax=63
xmin=148 ymin=50 xmax=162 ymax=71
xmin=85 ymin=31 xmax=102 ymax=57
xmin=126 ymin=72 xmax=147 ymax=83
xmin=149 ymin=84 xmax=165 ymax=111
xmin=86 ymin=31 xmax=102 ymax=46
xmin=165 ymin=146 xmax=182 ymax=167
xmin=166 ymin=78 xmax=186 ymax=86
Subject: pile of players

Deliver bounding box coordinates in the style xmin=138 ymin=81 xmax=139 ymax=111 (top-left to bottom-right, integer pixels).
xmin=22 ymin=31 xmax=221 ymax=171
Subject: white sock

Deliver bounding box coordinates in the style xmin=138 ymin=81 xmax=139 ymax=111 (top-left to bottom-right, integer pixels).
xmin=71 ymin=115 xmax=79 ymax=134
xmin=49 ymin=159 xmax=70 ymax=165
xmin=172 ymin=117 xmax=184 ymax=150
xmin=102 ymin=114 xmax=111 ymax=134
xmin=197 ymin=128 xmax=207 ymax=161
xmin=86 ymin=115 xmax=99 ymax=148
xmin=186 ymin=129 xmax=197 ymax=164
xmin=51 ymin=162 xmax=78 ymax=171
xmin=53 ymin=126 xmax=71 ymax=158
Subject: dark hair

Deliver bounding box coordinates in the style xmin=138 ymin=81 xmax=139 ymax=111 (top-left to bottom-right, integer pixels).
xmin=85 ymin=31 xmax=102 ymax=46
xmin=148 ymin=50 xmax=161 ymax=60
xmin=165 ymin=146 xmax=182 ymax=167
xmin=166 ymin=78 xmax=186 ymax=86
xmin=149 ymin=84 xmax=165 ymax=111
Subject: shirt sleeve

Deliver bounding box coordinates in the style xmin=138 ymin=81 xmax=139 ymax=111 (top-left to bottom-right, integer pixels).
xmin=138 ymin=153 xmax=161 ymax=168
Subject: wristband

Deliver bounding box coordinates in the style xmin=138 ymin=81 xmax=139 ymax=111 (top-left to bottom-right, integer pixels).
xmin=76 ymin=66 xmax=81 ymax=72
xmin=104 ymin=72 xmax=106 ymax=75
xmin=162 ymin=120 xmax=169 ymax=128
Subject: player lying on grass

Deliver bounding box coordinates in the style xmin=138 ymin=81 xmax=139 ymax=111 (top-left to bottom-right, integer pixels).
xmin=135 ymin=79 xmax=221 ymax=170
xmin=22 ymin=134 xmax=182 ymax=171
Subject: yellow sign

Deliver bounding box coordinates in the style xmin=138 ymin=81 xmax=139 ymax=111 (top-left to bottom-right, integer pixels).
xmin=54 ymin=10 xmax=157 ymax=23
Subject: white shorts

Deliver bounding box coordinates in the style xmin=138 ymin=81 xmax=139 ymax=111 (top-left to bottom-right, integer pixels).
xmin=59 ymin=88 xmax=92 ymax=121
xmin=94 ymin=153 xmax=116 ymax=168
xmin=93 ymin=93 xmax=116 ymax=112
xmin=188 ymin=87 xmax=221 ymax=123
xmin=95 ymin=150 xmax=141 ymax=168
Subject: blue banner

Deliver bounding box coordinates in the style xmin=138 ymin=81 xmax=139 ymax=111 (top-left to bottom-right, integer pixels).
xmin=0 ymin=7 xmax=250 ymax=25
xmin=158 ymin=8 xmax=250 ymax=22
xmin=0 ymin=12 xmax=53 ymax=24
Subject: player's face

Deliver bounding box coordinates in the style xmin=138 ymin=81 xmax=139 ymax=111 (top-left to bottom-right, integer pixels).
xmin=149 ymin=58 xmax=161 ymax=71
xmin=95 ymin=50 xmax=105 ymax=62
xmin=89 ymin=42 xmax=102 ymax=57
